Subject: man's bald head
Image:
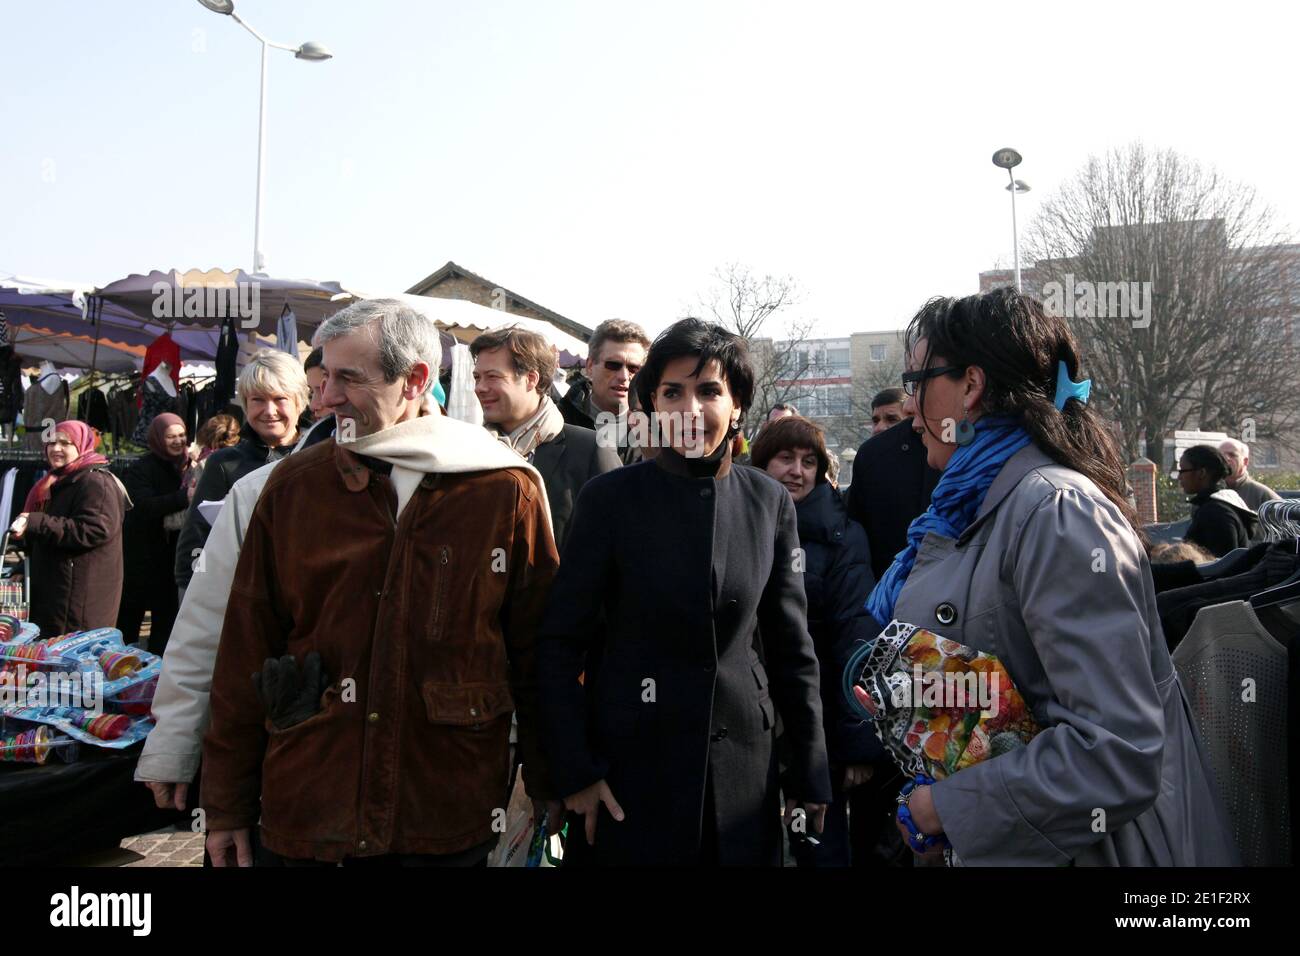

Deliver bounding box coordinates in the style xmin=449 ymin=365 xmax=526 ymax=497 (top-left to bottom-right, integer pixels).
xmin=1219 ymin=438 xmax=1249 ymax=485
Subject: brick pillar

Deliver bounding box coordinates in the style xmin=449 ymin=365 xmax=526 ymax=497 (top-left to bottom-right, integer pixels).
xmin=1129 ymin=457 xmax=1157 ymax=525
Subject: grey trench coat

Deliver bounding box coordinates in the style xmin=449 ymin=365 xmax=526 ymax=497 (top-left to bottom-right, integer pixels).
xmin=892 ymin=445 xmax=1239 ymax=866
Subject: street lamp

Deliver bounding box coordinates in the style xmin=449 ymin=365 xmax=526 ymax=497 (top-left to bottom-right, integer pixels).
xmin=195 ymin=0 xmax=332 ymax=274
xmin=992 ymin=148 xmax=1030 ymax=293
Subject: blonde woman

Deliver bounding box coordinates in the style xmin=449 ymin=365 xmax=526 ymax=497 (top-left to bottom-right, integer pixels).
xmin=174 ymin=350 xmax=309 ymax=595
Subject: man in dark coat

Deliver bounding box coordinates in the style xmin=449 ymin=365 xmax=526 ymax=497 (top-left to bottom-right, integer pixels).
xmin=471 ymin=327 xmax=620 ymax=550
xmin=556 ymin=319 xmax=649 ymax=465
xmin=846 ymin=417 xmax=941 ymax=580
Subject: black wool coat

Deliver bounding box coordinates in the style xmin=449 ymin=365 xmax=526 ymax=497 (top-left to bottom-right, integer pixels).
xmin=537 ymin=447 xmax=831 ymax=866
xmin=532 ymin=424 xmax=622 ymax=552
xmin=24 ymin=467 xmax=127 ymax=637
xmin=121 ymin=452 xmax=188 ymax=604
xmin=792 ymin=481 xmax=883 ymax=767
xmin=846 ymin=418 xmax=941 ymax=580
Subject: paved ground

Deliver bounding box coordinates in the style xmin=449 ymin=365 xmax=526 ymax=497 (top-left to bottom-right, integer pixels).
xmin=119 ymin=830 xmax=205 ymax=867
xmin=53 ymin=829 xmax=203 ymax=867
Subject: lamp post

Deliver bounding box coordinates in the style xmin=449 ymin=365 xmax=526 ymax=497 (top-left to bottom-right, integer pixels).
xmin=196 ymin=0 xmax=332 ymax=275
xmin=992 ymin=148 xmax=1030 ymax=292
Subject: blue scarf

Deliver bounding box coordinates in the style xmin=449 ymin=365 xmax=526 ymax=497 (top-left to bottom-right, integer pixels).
xmin=865 ymin=416 xmax=1032 ymax=629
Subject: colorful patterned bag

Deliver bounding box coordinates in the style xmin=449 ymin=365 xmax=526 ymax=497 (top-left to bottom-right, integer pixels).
xmin=843 ymin=620 xmax=1042 ymax=780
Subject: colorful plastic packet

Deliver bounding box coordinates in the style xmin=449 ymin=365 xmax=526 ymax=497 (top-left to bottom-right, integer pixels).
xmin=39 ymin=629 xmax=163 ymax=700
xmin=0 ymin=705 xmax=154 ymax=749
xmin=0 ymin=725 xmax=82 ymax=764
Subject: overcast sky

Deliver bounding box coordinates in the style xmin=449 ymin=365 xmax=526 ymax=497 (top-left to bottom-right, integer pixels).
xmin=4 ymin=0 xmax=1297 ymax=340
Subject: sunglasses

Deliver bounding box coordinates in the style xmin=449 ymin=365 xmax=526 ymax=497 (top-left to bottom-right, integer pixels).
xmin=602 ymin=360 xmax=642 ymax=375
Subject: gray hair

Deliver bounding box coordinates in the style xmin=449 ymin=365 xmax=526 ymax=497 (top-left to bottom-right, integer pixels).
xmin=237 ymin=348 xmax=310 ymax=413
xmin=313 ymin=298 xmax=441 ymax=385
xmin=1219 ymin=437 xmax=1248 ymax=457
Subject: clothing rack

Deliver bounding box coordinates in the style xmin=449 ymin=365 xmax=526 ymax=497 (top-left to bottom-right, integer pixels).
xmin=1257 ymin=499 xmax=1300 ymax=541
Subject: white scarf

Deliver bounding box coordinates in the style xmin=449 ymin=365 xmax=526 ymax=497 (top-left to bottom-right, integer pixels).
xmin=489 ymin=394 xmax=565 ymax=461
xmin=346 ymin=410 xmax=553 ymax=529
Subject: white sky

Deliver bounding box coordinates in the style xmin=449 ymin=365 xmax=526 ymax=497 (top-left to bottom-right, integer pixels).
xmin=3 ymin=0 xmax=1297 ymax=340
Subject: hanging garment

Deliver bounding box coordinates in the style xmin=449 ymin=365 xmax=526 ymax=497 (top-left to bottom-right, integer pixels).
xmin=132 ymin=375 xmax=179 ymax=446
xmin=276 ymin=305 xmax=299 ymax=355
xmin=1173 ymin=600 xmax=1292 ymax=866
xmin=0 ymin=347 xmax=23 ymax=425
xmin=139 ymin=334 xmax=181 ymax=409
xmin=22 ymin=373 xmax=69 ymax=451
xmin=210 ymin=316 xmax=239 ymax=417
xmin=179 ymin=381 xmax=200 ymax=437
xmin=1157 ymin=542 xmax=1300 ymax=650
xmin=75 ymin=385 xmax=112 ymax=432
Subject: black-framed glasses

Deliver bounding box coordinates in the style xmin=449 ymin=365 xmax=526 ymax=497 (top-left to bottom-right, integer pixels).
xmin=900 ymin=365 xmax=964 ymax=396
xmin=603 ymin=360 xmax=641 ymax=375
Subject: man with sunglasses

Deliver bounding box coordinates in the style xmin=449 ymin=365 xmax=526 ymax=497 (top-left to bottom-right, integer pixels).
xmin=557 ymin=319 xmax=650 ymax=464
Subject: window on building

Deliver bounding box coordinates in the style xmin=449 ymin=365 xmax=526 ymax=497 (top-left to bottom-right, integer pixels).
xmin=825 ymin=348 xmax=851 ymax=375
xmin=870 ymin=344 xmax=887 ymax=362
xmin=1254 ymin=444 xmax=1280 ymax=468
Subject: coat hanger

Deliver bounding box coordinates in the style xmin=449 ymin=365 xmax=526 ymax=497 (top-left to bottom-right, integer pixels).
xmin=1250 ymin=537 xmax=1300 ymax=610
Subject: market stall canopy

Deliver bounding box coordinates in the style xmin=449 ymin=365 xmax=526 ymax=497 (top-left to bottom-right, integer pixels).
xmin=93 ymin=268 xmax=349 ymax=342
xmin=335 ymin=291 xmax=589 ymax=366
xmin=2 ymin=273 xmax=220 ymax=363
xmin=0 ymin=275 xmax=153 ymax=371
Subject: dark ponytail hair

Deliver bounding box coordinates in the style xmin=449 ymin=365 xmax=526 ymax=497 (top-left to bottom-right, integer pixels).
xmin=905 ymin=288 xmax=1142 ymax=533
xmin=1181 ymin=444 xmax=1229 ymax=488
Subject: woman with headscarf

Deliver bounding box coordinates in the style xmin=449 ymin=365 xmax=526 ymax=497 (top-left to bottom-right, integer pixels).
xmin=118 ymin=412 xmax=190 ymax=652
xmin=8 ymin=420 xmax=129 ymax=638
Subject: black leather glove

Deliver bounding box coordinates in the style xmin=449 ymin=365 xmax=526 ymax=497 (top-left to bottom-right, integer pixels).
xmin=252 ymin=652 xmax=330 ymax=730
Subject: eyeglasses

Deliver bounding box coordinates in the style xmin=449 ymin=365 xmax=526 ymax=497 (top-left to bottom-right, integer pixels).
xmin=900 ymin=365 xmax=964 ymax=396
xmin=602 ymin=360 xmax=642 ymax=375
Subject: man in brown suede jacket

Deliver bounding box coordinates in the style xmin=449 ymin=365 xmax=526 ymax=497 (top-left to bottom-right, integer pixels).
xmin=202 ymin=299 xmax=562 ymax=866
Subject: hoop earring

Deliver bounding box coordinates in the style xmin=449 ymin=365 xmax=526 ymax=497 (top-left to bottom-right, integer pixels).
xmin=954 ymin=418 xmax=975 ymax=446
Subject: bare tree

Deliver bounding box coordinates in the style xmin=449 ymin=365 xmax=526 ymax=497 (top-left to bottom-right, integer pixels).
xmin=1024 ymin=143 xmax=1299 ymax=469
xmin=698 ymin=263 xmax=818 ymax=438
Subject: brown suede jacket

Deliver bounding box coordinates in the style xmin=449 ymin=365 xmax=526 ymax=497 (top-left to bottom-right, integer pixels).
xmin=201 ymin=437 xmax=559 ymax=861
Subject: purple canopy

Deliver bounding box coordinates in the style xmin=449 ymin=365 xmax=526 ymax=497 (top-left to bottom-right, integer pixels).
xmin=94 ymin=268 xmax=350 ymax=343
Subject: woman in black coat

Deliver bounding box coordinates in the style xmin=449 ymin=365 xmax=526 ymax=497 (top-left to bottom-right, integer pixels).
xmin=537 ymin=319 xmax=831 ymax=866
xmin=173 ymin=350 xmax=308 ymax=594
xmin=750 ymin=415 xmax=886 ymax=866
xmin=8 ymin=420 xmax=127 ymax=637
xmin=118 ymin=412 xmax=190 ymax=652
xmin=1177 ymin=444 xmax=1257 ymax=557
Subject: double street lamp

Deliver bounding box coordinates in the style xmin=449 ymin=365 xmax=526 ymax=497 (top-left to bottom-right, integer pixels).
xmin=992 ymin=148 xmax=1031 ymax=292
xmin=196 ymin=0 xmax=333 ymax=275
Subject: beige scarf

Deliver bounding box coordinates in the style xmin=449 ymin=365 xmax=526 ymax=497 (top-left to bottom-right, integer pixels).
xmin=346 ymin=409 xmax=553 ymax=528
xmin=489 ymin=394 xmax=566 ymax=461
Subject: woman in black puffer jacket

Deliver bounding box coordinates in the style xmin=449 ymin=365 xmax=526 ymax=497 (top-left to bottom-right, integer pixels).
xmin=173 ymin=350 xmax=309 ymax=594
xmin=752 ymin=415 xmax=886 ymax=867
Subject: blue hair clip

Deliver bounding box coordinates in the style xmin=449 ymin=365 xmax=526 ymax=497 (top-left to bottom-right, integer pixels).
xmin=1054 ymin=360 xmax=1090 ymax=411
xmin=432 ymin=379 xmax=447 ymax=408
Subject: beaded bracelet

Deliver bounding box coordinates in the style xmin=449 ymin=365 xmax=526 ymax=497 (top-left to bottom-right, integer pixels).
xmin=896 ymin=773 xmax=950 ymax=852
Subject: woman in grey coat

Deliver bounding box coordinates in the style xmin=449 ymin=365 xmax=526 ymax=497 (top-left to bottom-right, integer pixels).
xmin=865 ymin=289 xmax=1237 ymax=866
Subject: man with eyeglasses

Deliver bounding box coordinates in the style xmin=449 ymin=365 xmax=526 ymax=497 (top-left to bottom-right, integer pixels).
xmin=557 ymin=319 xmax=650 ymax=464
